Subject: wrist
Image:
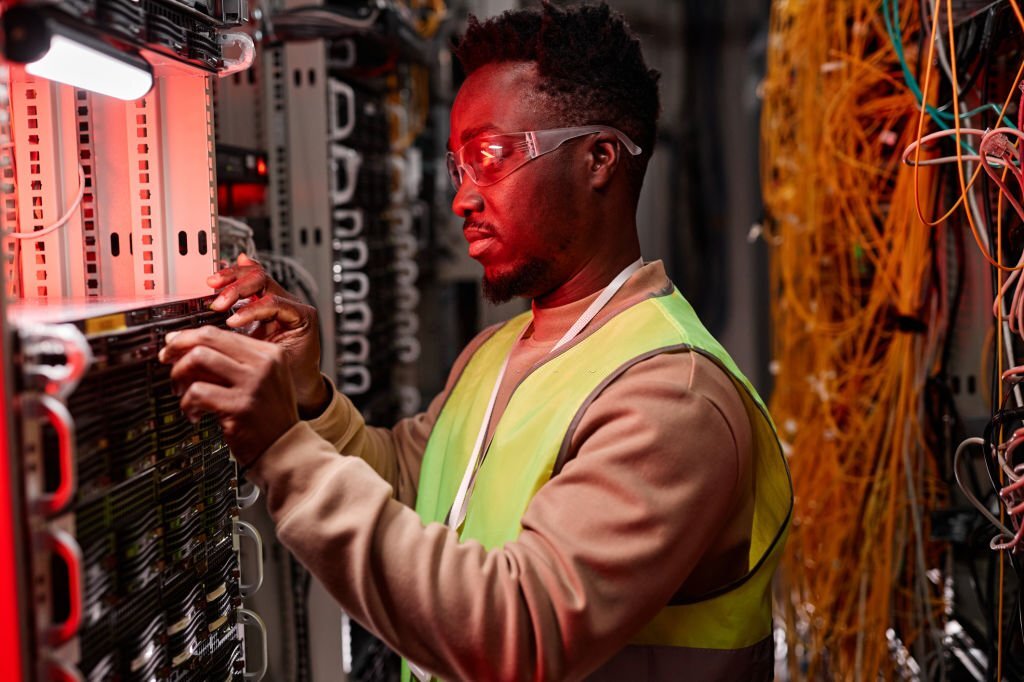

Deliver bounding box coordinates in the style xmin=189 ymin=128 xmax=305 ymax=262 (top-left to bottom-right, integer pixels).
xmin=297 ymin=375 xmax=331 ymax=420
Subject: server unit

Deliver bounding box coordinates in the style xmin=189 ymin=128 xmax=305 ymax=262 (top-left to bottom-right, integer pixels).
xmin=0 ymin=1 xmax=267 ymax=680
xmin=8 ymin=298 xmax=266 ymax=681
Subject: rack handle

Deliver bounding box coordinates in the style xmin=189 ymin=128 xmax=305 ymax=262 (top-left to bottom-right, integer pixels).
xmin=329 ymin=145 xmax=362 ymax=206
xmin=237 ymin=608 xmax=268 ymax=682
xmin=234 ymin=520 xmax=264 ymax=598
xmin=329 ymin=79 xmax=356 ymax=141
xmin=21 ymin=323 xmax=93 ymax=400
xmin=33 ymin=395 xmax=77 ymax=516
xmin=43 ymin=528 xmax=83 ymax=646
xmin=218 ymin=32 xmax=256 ymax=77
xmin=332 ymin=208 xmax=364 ymax=239
xmin=236 ymin=481 xmax=260 ymax=509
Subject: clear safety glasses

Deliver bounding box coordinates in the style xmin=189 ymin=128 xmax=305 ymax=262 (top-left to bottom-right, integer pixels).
xmin=446 ymin=125 xmax=642 ymax=191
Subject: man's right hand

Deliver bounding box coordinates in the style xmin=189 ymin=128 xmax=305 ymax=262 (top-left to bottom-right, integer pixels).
xmin=208 ymin=253 xmax=329 ymax=415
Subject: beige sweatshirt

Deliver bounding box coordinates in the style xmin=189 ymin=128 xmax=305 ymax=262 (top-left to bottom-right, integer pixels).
xmin=247 ymin=261 xmax=756 ymax=681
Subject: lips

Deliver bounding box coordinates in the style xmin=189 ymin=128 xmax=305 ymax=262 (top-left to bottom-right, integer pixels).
xmin=463 ymin=225 xmax=497 ymax=259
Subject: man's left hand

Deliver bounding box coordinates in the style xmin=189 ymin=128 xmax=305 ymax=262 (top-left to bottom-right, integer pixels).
xmin=158 ymin=326 xmax=299 ymax=466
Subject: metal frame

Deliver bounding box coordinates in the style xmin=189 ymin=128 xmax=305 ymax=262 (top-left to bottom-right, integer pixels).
xmin=0 ymin=206 xmax=30 ymax=682
xmin=270 ymin=40 xmax=336 ymax=374
xmin=2 ymin=64 xmax=221 ymax=300
xmin=154 ymin=66 xmax=220 ymax=294
xmin=8 ymin=69 xmax=86 ymax=299
xmin=2 ymin=64 xmax=21 ymax=299
xmin=86 ymin=90 xmax=137 ymax=295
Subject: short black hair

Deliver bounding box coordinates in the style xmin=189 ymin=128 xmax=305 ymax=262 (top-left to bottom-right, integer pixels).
xmin=454 ymin=1 xmax=661 ymax=196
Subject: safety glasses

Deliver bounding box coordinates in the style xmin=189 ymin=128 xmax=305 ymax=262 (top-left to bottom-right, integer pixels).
xmin=446 ymin=125 xmax=642 ymax=191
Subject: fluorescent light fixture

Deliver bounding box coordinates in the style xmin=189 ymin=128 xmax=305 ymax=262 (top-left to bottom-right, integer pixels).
xmin=3 ymin=7 xmax=153 ymax=101
xmin=26 ymin=34 xmax=153 ymax=101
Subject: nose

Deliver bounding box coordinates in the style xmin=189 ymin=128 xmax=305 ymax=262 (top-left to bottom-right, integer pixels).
xmin=451 ymin=178 xmax=484 ymax=218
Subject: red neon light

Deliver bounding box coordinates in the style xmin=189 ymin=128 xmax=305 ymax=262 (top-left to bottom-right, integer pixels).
xmin=0 ymin=342 xmax=24 ymax=681
xmin=230 ymin=183 xmax=267 ymax=212
xmin=256 ymin=158 xmax=267 ymax=176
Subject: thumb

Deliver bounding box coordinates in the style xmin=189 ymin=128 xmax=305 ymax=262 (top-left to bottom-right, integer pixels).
xmin=238 ymin=252 xmax=258 ymax=267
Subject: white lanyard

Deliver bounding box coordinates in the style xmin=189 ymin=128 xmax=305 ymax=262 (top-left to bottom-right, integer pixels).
xmin=446 ymin=258 xmax=643 ymax=531
xmin=410 ymin=258 xmax=643 ymax=682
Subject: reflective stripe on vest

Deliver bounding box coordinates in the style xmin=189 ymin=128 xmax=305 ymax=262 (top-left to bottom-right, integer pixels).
xmin=410 ymin=288 xmax=793 ymax=674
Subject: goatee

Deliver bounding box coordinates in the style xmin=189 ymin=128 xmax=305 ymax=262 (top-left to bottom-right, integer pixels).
xmin=481 ymin=259 xmax=550 ymax=304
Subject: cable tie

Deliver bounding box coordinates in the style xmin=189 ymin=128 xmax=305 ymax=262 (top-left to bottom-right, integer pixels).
xmin=885 ymin=306 xmax=927 ymax=334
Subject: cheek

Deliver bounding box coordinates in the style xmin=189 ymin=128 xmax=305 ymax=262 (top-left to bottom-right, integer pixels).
xmin=486 ymin=183 xmax=550 ymax=252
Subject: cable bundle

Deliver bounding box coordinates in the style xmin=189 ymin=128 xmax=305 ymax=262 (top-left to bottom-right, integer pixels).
xmin=761 ymin=0 xmax=949 ymax=677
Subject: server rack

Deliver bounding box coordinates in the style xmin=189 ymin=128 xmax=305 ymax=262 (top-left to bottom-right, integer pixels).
xmin=9 ymin=297 xmax=267 ymax=682
xmin=0 ymin=1 xmax=268 ymax=680
xmin=213 ymin=3 xmax=441 ymax=679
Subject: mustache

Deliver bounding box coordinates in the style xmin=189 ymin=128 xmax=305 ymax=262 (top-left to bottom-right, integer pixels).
xmin=463 ymin=220 xmax=497 ymax=234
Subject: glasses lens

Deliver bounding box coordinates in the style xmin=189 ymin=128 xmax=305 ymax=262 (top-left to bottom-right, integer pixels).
xmin=466 ymin=136 xmax=528 ymax=186
xmin=446 ymin=152 xmax=462 ymax=190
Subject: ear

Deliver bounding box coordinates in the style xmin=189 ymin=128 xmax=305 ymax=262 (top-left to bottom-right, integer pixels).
xmin=587 ymin=133 xmax=622 ymax=191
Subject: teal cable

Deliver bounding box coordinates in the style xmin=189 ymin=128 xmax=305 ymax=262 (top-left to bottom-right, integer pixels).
xmin=882 ymin=0 xmax=1016 ymax=147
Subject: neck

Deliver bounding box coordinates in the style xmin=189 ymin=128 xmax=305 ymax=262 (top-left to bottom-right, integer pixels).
xmin=533 ymin=237 xmax=641 ymax=309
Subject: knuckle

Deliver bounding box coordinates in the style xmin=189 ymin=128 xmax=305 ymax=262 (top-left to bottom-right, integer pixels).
xmin=266 ymin=346 xmax=285 ymax=366
xmin=175 ymin=354 xmax=195 ymax=377
xmin=190 ymin=346 xmax=209 ymax=364
xmin=299 ymin=303 xmax=318 ymax=321
xmin=240 ymin=393 xmax=257 ymax=416
xmin=179 ymin=387 xmax=197 ymax=411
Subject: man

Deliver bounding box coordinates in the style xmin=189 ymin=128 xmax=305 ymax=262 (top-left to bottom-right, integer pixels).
xmin=161 ymin=3 xmax=792 ymax=680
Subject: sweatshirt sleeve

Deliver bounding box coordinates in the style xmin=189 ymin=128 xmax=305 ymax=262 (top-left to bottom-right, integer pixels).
xmin=299 ymin=325 xmax=503 ymax=506
xmin=244 ymin=350 xmax=752 ymax=681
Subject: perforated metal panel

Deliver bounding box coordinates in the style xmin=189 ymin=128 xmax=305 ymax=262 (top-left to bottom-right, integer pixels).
xmin=266 ymin=46 xmax=292 ymax=256
xmin=1 ymin=65 xmax=221 ymax=300
xmin=7 ymin=72 xmax=85 ymax=299
xmin=127 ymin=92 xmax=164 ymax=293
xmin=155 ymin=70 xmax=220 ymax=294
xmin=0 ymin=65 xmax=18 ymax=300
xmin=272 ymin=41 xmax=336 ymax=374
xmin=73 ymin=91 xmax=100 ymax=298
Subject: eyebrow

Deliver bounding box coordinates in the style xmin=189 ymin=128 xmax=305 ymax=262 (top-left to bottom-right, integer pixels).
xmin=447 ymin=123 xmax=500 ymax=151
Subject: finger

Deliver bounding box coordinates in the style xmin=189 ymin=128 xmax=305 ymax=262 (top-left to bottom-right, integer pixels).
xmin=210 ymin=267 xmax=269 ymax=311
xmin=160 ymin=325 xmax=270 ymax=365
xmin=207 ymin=257 xmax=248 ymax=288
xmin=226 ymin=293 xmax=312 ymax=330
xmin=179 ymin=381 xmax=238 ymax=423
xmin=207 ymin=269 xmax=238 ymax=289
xmin=169 ymin=344 xmax=246 ymax=390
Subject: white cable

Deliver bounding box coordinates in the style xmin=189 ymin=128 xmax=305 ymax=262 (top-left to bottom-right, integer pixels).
xmin=954 ymin=437 xmax=1014 ymax=535
xmin=5 ymin=165 xmax=85 ymax=240
xmin=217 ymin=215 xmax=258 ymax=256
xmin=272 ymin=8 xmax=380 ymax=30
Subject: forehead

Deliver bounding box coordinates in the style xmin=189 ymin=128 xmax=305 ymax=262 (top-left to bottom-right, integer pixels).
xmin=449 ymin=62 xmax=556 ymax=147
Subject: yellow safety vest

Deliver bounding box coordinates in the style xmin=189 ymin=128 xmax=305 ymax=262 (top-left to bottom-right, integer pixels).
xmin=408 ymin=288 xmax=792 ymax=678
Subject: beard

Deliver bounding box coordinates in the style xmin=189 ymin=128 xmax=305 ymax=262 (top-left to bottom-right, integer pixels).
xmin=481 ymin=258 xmax=551 ymax=304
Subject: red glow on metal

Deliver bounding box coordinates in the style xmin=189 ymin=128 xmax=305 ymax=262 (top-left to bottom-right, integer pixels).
xmin=0 ymin=345 xmax=24 ymax=681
